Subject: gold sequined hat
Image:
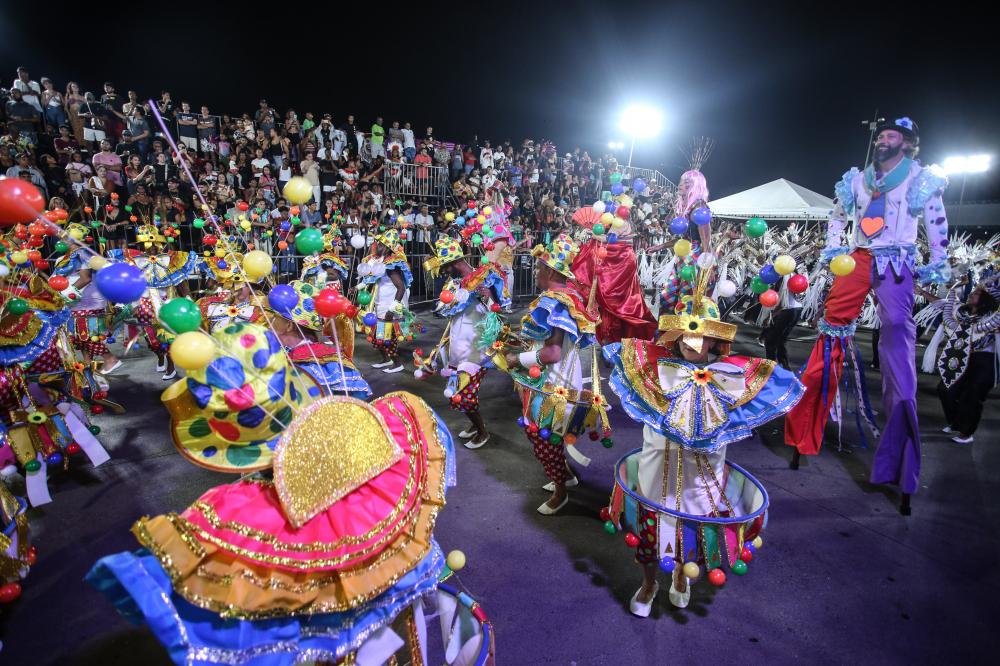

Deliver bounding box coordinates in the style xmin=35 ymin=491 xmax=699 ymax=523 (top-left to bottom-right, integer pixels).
xmin=657 ymin=268 xmax=737 ymax=353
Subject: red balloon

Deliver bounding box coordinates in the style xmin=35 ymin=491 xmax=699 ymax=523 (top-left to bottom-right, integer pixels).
xmin=14 ymin=229 xmax=28 ymax=240
xmin=66 ymin=442 xmax=82 ymax=456
xmin=27 ymin=235 xmax=45 ymax=248
xmin=54 ymin=208 xmax=68 ymax=222
xmin=528 ymin=365 xmax=542 ymax=379
xmin=48 ymin=276 xmax=69 ymax=291
xmin=616 ymin=205 xmax=630 ymax=219
xmin=0 ymin=582 xmax=22 ymax=603
xmin=439 ymin=290 xmax=455 ymax=304
xmin=624 ymin=532 xmax=640 ymax=548
xmin=34 ymin=260 xmax=49 ymax=270
xmin=0 ymin=178 xmax=45 ymax=226
xmin=315 ymin=289 xmax=348 ymax=317
xmin=740 ymin=547 xmax=754 ymax=563
xmin=787 ymin=274 xmax=809 ymax=294
xmin=345 ymin=305 xmax=359 ymax=319
xmin=91 ymin=404 xmax=105 ymax=415
xmin=759 ymin=289 xmax=779 ymax=308
xmin=598 ymin=506 xmax=611 ymax=522
xmin=28 ymin=221 xmax=47 ymax=236
xmin=26 ymin=250 xmax=42 ymax=262
xmin=45 ymin=210 xmax=60 ymax=223
xmin=708 ymin=569 xmax=726 ymax=586
xmin=237 ymin=201 xmax=250 ymax=211
xmin=26 ymin=545 xmax=38 ymax=566
xmin=203 ymin=235 xmax=218 ymax=246
xmin=490 ymin=303 xmax=502 ymax=313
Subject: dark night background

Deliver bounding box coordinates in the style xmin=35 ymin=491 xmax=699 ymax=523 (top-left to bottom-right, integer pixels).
xmin=2 ymin=0 xmax=998 ymax=203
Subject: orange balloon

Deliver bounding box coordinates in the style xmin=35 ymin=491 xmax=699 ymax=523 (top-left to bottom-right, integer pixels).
xmin=129 ymin=215 xmax=138 ymax=222
xmin=83 ymin=206 xmax=93 ymax=214
xmin=277 ymin=241 xmax=288 ymax=250
xmin=290 ymin=206 xmax=300 ymax=216
xmin=247 ymin=243 xmax=255 ymax=250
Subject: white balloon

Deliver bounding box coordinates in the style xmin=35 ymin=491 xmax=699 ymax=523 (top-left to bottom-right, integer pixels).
xmin=414 ymin=369 xmax=425 ymax=380
xmin=0 ymin=265 xmax=9 ymax=278
xmin=356 ymin=263 xmax=371 ymax=277
xmin=387 ymin=209 xmax=396 ymax=217
xmin=370 ymin=262 xmax=386 ymax=278
xmin=592 ymin=201 xmax=606 ymax=214
xmin=350 ymin=234 xmax=366 ymax=249
xmin=697 ymin=252 xmax=716 ymax=269
xmin=716 ymin=278 xmax=737 ymax=298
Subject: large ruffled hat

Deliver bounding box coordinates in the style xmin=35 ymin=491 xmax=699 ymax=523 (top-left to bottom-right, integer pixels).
xmin=374 ymin=229 xmax=402 ymax=253
xmin=531 ymin=233 xmax=579 ymax=278
xmin=269 ymin=280 xmax=324 ymax=332
xmin=161 ymin=322 xmax=317 ymax=472
xmin=0 ymin=277 xmax=69 ymax=365
xmin=422 ymin=236 xmax=465 ymax=277
xmin=657 ymin=269 xmax=736 ymax=353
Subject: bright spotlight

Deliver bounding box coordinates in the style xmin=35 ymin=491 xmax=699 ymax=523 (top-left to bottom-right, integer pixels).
xmin=619 ymin=105 xmax=664 ymax=139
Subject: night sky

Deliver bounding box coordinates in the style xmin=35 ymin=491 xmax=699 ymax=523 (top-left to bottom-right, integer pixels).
xmin=3 ymin=1 xmax=998 ymax=202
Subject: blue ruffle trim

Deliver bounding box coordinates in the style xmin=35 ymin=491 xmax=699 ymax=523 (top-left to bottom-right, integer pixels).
xmin=602 ymin=344 xmax=804 ymax=452
xmin=818 ymin=319 xmax=857 ymax=337
xmin=834 ymin=168 xmax=859 ymax=215
xmin=907 ymin=167 xmax=949 ymax=215
xmin=522 ymin=297 xmax=595 ymax=348
xmin=54 ymin=250 xmax=88 ymax=277
xmin=915 ymin=259 xmax=952 ymax=285
xmin=86 ymin=544 xmax=445 ymax=666
xmin=147 ymin=252 xmax=199 ymax=288
xmin=0 ymin=309 xmax=71 ymax=365
xmin=296 ymin=362 xmax=372 ymax=400
xmin=821 ymin=246 xmax=849 ymax=262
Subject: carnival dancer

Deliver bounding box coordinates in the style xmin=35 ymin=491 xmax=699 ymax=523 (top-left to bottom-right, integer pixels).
xmin=417 ymin=236 xmax=510 ymax=449
xmin=504 ymin=234 xmax=612 ymax=515
xmin=602 ymin=265 xmax=803 ymax=616
xmin=784 ymin=117 xmax=950 ymax=515
xmin=355 ymin=229 xmax=414 ymax=374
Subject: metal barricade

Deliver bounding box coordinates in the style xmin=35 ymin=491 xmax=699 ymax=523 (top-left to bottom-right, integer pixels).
xmin=383 ymin=161 xmax=451 ymax=205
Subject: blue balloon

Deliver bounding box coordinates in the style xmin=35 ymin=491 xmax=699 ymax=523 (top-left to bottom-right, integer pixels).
xmin=280 ymin=222 xmax=291 ymax=232
xmin=659 ymin=557 xmax=676 ymax=574
xmin=760 ymin=264 xmax=780 ymax=284
xmin=633 ymin=178 xmax=648 ymax=193
xmin=610 ymin=183 xmax=624 ymax=196
xmin=669 ymin=216 xmax=689 ymax=235
xmin=517 ymin=416 xmax=527 ymax=428
xmin=607 ymin=233 xmax=619 ymax=244
xmin=691 ymin=206 xmax=712 ymax=226
xmin=95 ymin=263 xmax=147 ymax=304
xmin=217 ymin=260 xmax=227 ymax=270
xmin=466 ymin=209 xmax=476 ymax=218
xmin=362 ymin=313 xmax=378 ymax=327
xmin=268 ymin=284 xmax=298 ymax=314
xmin=539 ymin=427 xmax=551 ymax=441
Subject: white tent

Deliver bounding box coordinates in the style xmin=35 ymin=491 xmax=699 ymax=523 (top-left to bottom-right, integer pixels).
xmin=709 ymin=178 xmax=834 ymax=221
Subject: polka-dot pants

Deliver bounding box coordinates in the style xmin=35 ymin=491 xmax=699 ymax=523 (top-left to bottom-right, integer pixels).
xmin=448 ymin=368 xmax=487 ymax=414
xmin=133 ymin=298 xmax=163 ymax=353
xmin=634 ymin=508 xmax=659 ymax=565
xmin=372 ymin=337 xmax=399 ymax=360
xmin=526 ymin=427 xmax=574 ymax=484
xmin=27 ymin=346 xmax=63 ymax=374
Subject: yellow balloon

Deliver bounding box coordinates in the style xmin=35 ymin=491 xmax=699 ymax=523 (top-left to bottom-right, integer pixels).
xmin=674 ymin=239 xmax=692 ymax=258
xmin=10 ymin=251 xmax=27 ymax=265
xmin=774 ymin=254 xmax=796 ymax=275
xmin=243 ymin=250 xmax=273 ymax=280
xmin=446 ymin=549 xmax=466 ymax=571
xmin=88 ymin=256 xmax=108 ymax=270
xmin=215 ymin=249 xmax=225 ymax=258
xmin=483 ymin=206 xmax=493 ymax=216
xmin=171 ymin=331 xmax=215 ymax=371
xmin=68 ymin=228 xmax=84 ymax=240
xmin=240 ymin=220 xmax=252 ymax=231
xmin=682 ymin=562 xmax=700 ymax=580
xmin=476 ymin=214 xmax=486 ymax=225
xmin=201 ymin=203 xmax=211 ymax=211
xmin=600 ymin=212 xmax=614 ymax=225
xmin=444 ymin=212 xmax=456 ymax=222
xmin=611 ymin=219 xmax=625 ymax=230
xmin=397 ymin=215 xmax=405 ymax=223
xmin=203 ymin=250 xmax=212 ymax=258
xmin=830 ymin=254 xmax=856 ymax=276
xmin=282 ymin=176 xmax=313 ymax=204
xmin=752 ymin=536 xmax=763 ymax=549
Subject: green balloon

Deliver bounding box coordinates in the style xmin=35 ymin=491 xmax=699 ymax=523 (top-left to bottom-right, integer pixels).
xmin=480 ymin=256 xmax=489 ymax=265
xmin=24 ymin=460 xmax=41 ymax=473
xmin=592 ymin=223 xmax=605 ymax=236
xmin=550 ymin=434 xmax=563 ymax=446
xmin=750 ymin=276 xmax=769 ymax=294
xmin=603 ymin=520 xmax=617 ymax=535
xmin=290 ymin=216 xmax=301 ymax=226
xmin=6 ymin=298 xmax=29 ymax=316
xmin=678 ymin=265 xmax=696 ymax=281
xmin=471 ymin=234 xmax=483 ymax=246
xmin=89 ymin=425 xmax=101 ymax=435
xmin=158 ymin=297 xmax=203 ymax=334
xmin=295 ymin=227 xmax=325 ymax=254
xmin=54 ymin=241 xmax=69 ymax=254
xmin=193 ymin=218 xmax=206 ymax=229
xmin=601 ymin=437 xmax=614 ymax=449
xmin=90 ymin=221 xmax=101 ymax=228
xmin=609 ymin=172 xmax=623 ymax=184
xmin=745 ymin=217 xmax=768 ymax=238
xmin=483 ymin=227 xmax=495 ymax=237
xmin=124 ymin=204 xmax=133 ymax=212
xmin=732 ymin=560 xmax=748 ymax=576
xmin=357 ymin=291 xmax=373 ymax=306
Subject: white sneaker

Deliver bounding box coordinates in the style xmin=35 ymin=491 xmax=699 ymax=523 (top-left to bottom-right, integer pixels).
xmin=629 ymin=582 xmax=659 ymax=618
xmin=463 ymin=434 xmax=490 ymax=450
xmin=952 ymin=434 xmax=974 ymax=444
xmin=382 ymin=365 xmax=404 ymax=374
xmin=371 ymin=360 xmax=394 ymax=369
xmin=458 ymin=428 xmax=477 ymax=439
xmin=668 ymin=578 xmax=691 ymax=608
xmin=542 ymin=477 xmax=579 ymax=492
xmin=162 ymin=370 xmax=177 ymax=381
xmin=156 ymin=359 xmax=167 ymax=372
xmin=942 ymin=426 xmax=953 ymax=434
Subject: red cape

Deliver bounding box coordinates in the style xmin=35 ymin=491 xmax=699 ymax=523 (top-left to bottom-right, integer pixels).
xmin=571 ymin=240 xmax=657 ymax=344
